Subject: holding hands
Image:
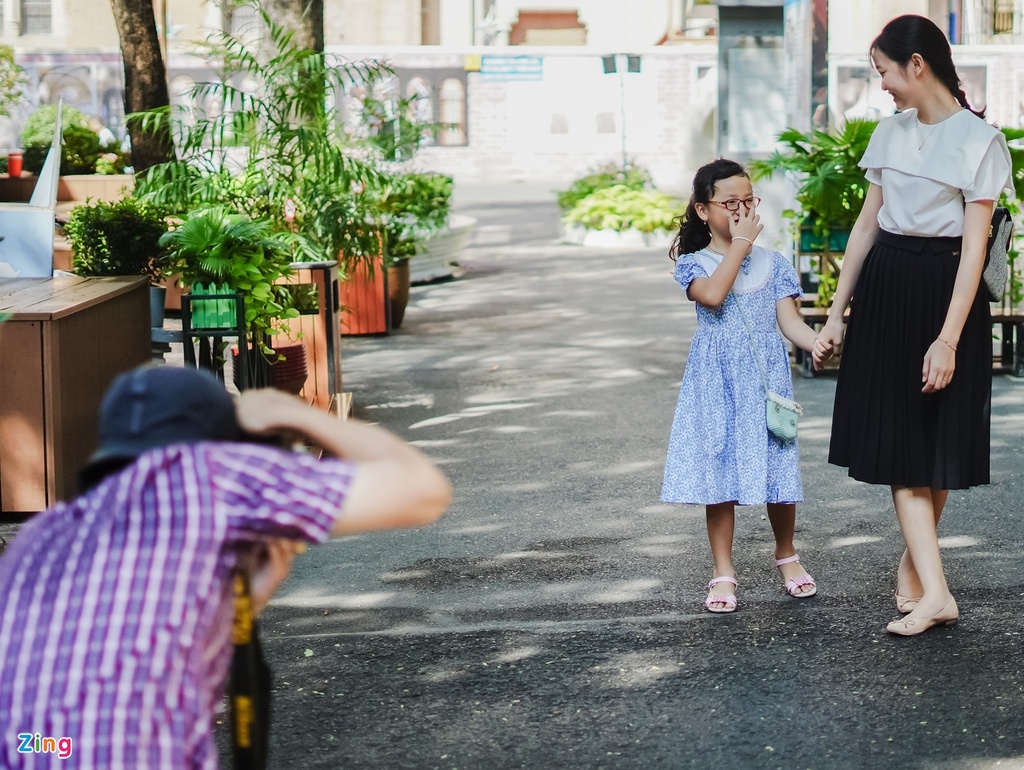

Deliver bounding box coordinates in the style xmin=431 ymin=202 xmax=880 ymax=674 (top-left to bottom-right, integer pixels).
xmin=812 ymin=318 xmax=843 ymax=370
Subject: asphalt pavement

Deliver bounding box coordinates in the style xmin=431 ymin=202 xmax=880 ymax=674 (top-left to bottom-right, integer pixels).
xmin=253 ymin=182 xmax=1024 ymax=769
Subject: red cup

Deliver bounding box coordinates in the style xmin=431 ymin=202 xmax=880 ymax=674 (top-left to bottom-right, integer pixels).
xmin=7 ymin=151 xmax=22 ymax=178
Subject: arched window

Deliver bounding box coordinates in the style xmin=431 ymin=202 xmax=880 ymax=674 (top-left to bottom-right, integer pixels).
xmin=438 ymin=77 xmax=466 ymax=146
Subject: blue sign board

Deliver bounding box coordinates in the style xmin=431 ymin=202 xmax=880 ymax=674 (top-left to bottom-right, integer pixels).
xmin=479 ymin=56 xmax=543 ymax=81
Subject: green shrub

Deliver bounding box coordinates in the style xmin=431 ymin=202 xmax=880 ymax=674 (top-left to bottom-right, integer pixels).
xmin=65 ymin=197 xmax=170 ymax=283
xmin=562 ymin=185 xmax=680 ymax=233
xmin=557 ymin=163 xmax=653 ymax=213
xmin=21 ymin=104 xmax=103 ymax=175
xmin=375 ymin=172 xmax=453 ymax=263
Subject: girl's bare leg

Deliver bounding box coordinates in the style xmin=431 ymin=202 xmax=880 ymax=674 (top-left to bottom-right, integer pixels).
xmin=706 ymin=502 xmax=736 ymax=610
xmin=767 ymin=502 xmax=815 ymax=595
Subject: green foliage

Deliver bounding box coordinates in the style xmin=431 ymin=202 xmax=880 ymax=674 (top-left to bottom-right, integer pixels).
xmin=64 ymin=197 xmax=170 ymax=283
xmin=750 ymin=120 xmax=877 ymax=307
xmin=133 ymin=4 xmax=400 ymax=273
xmin=374 ymin=172 xmax=453 ymax=263
xmin=562 ymin=185 xmax=680 ymax=233
xmin=0 ymin=46 xmax=26 ymax=119
xmin=94 ymin=149 xmax=129 ymax=175
xmin=21 ymin=105 xmax=106 ymax=175
xmin=21 ymin=104 xmax=89 ymax=144
xmin=359 ymin=92 xmax=441 ymax=163
xmin=557 ymin=162 xmax=653 ymax=213
xmin=749 ymin=120 xmax=878 ymax=236
xmin=158 ymin=207 xmax=300 ymax=355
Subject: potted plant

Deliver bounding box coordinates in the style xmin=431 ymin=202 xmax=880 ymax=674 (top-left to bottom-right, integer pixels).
xmin=556 ymin=162 xmax=678 ymax=247
xmin=749 ymin=119 xmax=878 ymax=305
xmin=560 ymin=184 xmax=680 ymax=247
xmin=373 ymin=171 xmax=455 ymax=327
xmin=158 ymin=207 xmax=302 ymax=389
xmin=133 ymin=6 xmax=385 ymax=285
xmin=62 ymin=196 xmax=171 ymax=327
xmin=556 ymin=161 xmax=653 ymax=214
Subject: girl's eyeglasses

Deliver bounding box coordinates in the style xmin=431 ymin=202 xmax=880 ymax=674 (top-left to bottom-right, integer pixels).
xmin=707 ymin=197 xmax=761 ymax=212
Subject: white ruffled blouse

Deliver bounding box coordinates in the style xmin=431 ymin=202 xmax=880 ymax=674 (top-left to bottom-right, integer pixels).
xmin=859 ymin=108 xmax=1013 ymax=238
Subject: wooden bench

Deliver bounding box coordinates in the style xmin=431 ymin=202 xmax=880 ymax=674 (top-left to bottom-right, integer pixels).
xmin=991 ymin=311 xmax=1024 ymax=377
xmin=796 ymin=306 xmax=1024 ymax=379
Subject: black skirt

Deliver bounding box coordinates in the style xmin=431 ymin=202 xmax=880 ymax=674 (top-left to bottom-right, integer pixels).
xmin=828 ymin=230 xmax=991 ymax=489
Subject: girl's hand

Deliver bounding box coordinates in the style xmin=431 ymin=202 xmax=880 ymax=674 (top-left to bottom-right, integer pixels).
xmin=813 ymin=318 xmax=845 ymax=367
xmin=922 ymin=339 xmax=956 ymax=393
xmin=811 ymin=336 xmax=834 ymax=369
xmin=729 ymin=204 xmax=763 ymax=252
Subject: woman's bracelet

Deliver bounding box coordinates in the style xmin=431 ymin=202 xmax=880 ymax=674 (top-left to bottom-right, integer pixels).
xmin=937 ymin=337 xmax=957 ymax=352
xmin=732 ymin=236 xmax=753 ymax=245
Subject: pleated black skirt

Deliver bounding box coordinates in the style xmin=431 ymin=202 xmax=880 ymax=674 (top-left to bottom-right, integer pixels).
xmin=829 ymin=230 xmax=991 ymax=489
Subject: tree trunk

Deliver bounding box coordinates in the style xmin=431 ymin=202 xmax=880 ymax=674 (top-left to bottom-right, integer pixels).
xmin=108 ymin=0 xmax=175 ymax=174
xmin=264 ymin=0 xmax=323 ymax=52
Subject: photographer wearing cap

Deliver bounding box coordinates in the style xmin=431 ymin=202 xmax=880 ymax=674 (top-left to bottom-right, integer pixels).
xmin=0 ymin=365 xmax=451 ymax=769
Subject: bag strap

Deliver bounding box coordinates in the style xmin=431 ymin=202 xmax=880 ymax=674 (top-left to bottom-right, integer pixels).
xmin=730 ymin=290 xmax=772 ymax=400
xmin=229 ymin=558 xmax=272 ymax=770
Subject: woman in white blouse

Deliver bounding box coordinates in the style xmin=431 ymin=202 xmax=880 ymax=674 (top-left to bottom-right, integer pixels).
xmin=814 ymin=15 xmax=1013 ymax=636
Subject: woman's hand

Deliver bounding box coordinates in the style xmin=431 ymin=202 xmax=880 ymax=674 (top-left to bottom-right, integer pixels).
xmin=922 ymin=339 xmax=956 ymax=393
xmin=812 ymin=318 xmax=845 ymax=368
xmin=729 ymin=204 xmax=763 ymax=252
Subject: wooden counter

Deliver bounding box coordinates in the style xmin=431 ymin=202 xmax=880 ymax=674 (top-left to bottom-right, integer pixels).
xmin=0 ymin=276 xmax=150 ymax=512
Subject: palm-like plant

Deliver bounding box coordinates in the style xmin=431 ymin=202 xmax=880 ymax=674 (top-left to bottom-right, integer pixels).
xmin=750 ymin=119 xmax=878 ymax=239
xmin=132 ymin=3 xmax=390 ymax=268
xmin=159 ymin=207 xmax=300 ymax=360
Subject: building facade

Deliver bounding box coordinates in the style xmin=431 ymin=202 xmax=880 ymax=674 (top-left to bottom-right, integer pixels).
xmin=0 ymin=0 xmax=1021 ymax=192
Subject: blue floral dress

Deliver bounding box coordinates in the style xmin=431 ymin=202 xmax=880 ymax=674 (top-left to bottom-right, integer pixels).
xmin=661 ymin=245 xmax=803 ymax=506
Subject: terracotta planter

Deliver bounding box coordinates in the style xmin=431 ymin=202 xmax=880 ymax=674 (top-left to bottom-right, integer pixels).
xmin=268 ymin=343 xmax=308 ymax=395
xmin=339 ymin=252 xmax=390 ymax=335
xmin=231 ymin=343 xmax=308 ymax=394
xmin=387 ymin=258 xmax=411 ymax=329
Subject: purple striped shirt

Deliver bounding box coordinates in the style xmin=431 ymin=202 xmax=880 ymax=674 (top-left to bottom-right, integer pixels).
xmin=0 ymin=442 xmax=353 ymax=769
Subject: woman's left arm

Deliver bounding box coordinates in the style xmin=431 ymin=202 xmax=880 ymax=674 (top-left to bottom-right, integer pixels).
xmin=776 ymin=296 xmax=819 ymax=354
xmin=922 ymin=198 xmax=994 ymax=393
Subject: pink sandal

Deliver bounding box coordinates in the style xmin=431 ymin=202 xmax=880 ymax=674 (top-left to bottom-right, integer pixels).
xmin=775 ymin=555 xmax=817 ymax=598
xmin=705 ymin=576 xmax=738 ymax=613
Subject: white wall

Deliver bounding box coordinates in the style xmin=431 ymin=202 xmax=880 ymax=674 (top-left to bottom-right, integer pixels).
xmin=827 ymin=0 xmax=930 ymax=55
xmin=334 ymin=43 xmax=718 ymax=193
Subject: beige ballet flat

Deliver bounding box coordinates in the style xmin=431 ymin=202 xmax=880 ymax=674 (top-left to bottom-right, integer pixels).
xmin=895 ymin=592 xmax=920 ymax=614
xmin=886 ymin=596 xmax=958 ymax=636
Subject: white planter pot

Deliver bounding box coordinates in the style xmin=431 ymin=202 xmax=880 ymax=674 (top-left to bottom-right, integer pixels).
xmin=561 ymin=222 xmax=670 ymax=249
xmin=410 ymin=214 xmax=477 ymax=283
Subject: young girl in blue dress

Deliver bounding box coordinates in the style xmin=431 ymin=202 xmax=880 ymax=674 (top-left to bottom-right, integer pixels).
xmin=661 ymin=158 xmax=832 ymax=613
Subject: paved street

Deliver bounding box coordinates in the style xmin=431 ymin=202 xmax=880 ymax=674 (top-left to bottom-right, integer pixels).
xmin=255 ymin=184 xmax=1024 ymax=769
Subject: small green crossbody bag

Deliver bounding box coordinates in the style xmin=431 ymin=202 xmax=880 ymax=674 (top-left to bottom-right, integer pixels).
xmin=731 ymin=291 xmax=802 ymax=444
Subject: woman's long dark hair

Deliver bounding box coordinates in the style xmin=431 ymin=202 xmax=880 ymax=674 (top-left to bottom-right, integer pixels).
xmin=669 ymin=158 xmax=748 ymax=261
xmin=871 ymin=14 xmax=984 ymax=118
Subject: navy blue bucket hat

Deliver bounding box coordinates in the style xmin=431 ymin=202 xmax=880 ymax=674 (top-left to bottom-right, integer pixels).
xmin=80 ymin=365 xmax=241 ymax=490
